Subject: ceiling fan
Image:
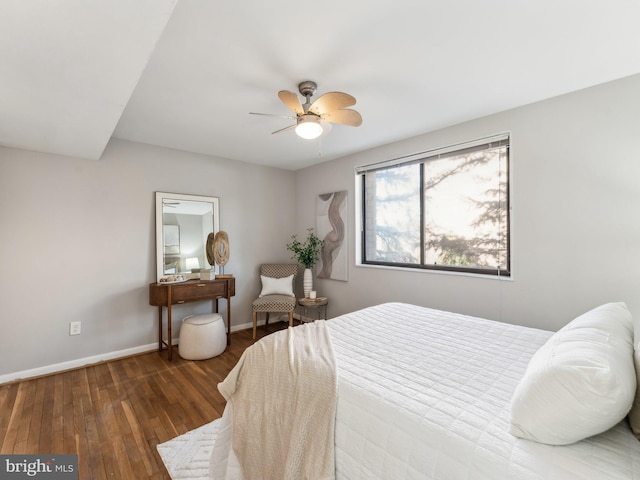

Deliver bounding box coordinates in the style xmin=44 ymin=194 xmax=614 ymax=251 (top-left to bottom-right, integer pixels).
xmin=250 ymin=81 xmax=362 ymax=140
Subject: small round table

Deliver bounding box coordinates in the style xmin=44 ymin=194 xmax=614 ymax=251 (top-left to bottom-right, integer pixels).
xmin=298 ymin=297 xmax=329 ymax=322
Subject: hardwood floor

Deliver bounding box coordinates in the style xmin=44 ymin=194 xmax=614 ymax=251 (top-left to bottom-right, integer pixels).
xmin=0 ymin=322 xmax=288 ymax=479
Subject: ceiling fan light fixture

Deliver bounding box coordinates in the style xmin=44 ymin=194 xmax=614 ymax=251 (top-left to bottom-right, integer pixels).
xmin=295 ymin=115 xmax=323 ymax=140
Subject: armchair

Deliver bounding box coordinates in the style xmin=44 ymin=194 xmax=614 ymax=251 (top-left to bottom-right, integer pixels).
xmin=251 ymin=263 xmax=298 ymax=339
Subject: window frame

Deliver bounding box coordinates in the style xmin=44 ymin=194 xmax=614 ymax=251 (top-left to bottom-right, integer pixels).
xmin=356 ymin=134 xmax=511 ymax=277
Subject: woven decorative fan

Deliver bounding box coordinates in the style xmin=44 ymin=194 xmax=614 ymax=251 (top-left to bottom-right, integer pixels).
xmin=206 ymin=232 xmax=216 ymax=267
xmin=213 ymin=231 xmax=230 ymax=267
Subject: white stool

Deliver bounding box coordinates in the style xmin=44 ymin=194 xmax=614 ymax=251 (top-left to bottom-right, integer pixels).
xmin=178 ymin=313 xmax=226 ymax=360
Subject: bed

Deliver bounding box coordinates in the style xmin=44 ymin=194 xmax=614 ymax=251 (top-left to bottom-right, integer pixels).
xmin=210 ymin=302 xmax=640 ymax=479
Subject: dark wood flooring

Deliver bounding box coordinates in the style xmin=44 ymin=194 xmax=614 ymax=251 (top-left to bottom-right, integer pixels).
xmin=0 ymin=321 xmax=289 ymax=479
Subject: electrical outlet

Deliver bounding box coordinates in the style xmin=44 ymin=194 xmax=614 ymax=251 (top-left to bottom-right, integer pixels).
xmin=69 ymin=321 xmax=81 ymax=336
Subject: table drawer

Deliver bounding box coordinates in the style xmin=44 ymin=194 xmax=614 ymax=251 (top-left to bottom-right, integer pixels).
xmin=149 ymin=279 xmax=231 ymax=306
xmin=171 ymin=282 xmax=226 ymax=303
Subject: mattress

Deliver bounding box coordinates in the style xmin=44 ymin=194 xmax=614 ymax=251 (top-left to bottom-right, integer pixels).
xmin=211 ymin=302 xmax=640 ymax=479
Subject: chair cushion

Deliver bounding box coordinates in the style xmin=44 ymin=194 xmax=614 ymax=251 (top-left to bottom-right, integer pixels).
xmin=259 ymin=274 xmax=294 ymax=297
xmin=252 ymin=294 xmax=297 ymax=312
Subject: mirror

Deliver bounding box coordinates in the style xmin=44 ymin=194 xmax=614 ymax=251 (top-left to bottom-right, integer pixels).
xmin=155 ymin=192 xmax=220 ymax=282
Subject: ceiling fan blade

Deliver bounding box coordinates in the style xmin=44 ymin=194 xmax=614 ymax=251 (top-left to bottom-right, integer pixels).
xmin=309 ymin=92 xmax=356 ymax=115
xmin=250 ymin=112 xmax=296 ymax=119
xmin=320 ymin=109 xmax=362 ymax=127
xmin=278 ymin=90 xmax=304 ymax=115
xmin=271 ymin=124 xmax=296 ymax=135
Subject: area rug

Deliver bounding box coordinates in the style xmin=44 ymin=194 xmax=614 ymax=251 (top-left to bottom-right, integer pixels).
xmin=157 ymin=419 xmax=220 ymax=480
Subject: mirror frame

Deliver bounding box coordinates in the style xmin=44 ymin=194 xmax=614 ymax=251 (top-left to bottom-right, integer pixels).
xmin=155 ymin=192 xmax=220 ymax=282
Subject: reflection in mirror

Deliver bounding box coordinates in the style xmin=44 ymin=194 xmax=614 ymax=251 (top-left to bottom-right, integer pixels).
xmin=155 ymin=192 xmax=220 ymax=282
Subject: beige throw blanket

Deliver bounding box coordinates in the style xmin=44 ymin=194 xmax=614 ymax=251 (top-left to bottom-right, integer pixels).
xmin=217 ymin=321 xmax=337 ymax=480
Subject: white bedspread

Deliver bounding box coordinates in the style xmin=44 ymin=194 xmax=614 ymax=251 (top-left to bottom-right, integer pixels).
xmin=211 ymin=302 xmax=640 ymax=479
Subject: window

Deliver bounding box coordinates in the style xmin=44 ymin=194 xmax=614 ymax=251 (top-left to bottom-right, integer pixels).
xmin=357 ymin=135 xmax=510 ymax=276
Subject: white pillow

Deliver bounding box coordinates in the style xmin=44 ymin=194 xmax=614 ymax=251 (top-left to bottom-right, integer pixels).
xmin=510 ymin=302 xmax=636 ymax=445
xmin=259 ymin=274 xmax=294 ymax=297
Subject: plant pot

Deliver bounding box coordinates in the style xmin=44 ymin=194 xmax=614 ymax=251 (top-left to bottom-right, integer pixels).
xmin=303 ymin=268 xmax=313 ymax=298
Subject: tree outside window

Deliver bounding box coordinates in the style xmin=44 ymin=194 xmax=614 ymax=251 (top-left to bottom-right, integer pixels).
xmin=359 ymin=136 xmax=509 ymax=277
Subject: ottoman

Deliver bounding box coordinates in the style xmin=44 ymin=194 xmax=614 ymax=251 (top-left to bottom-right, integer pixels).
xmin=178 ymin=313 xmax=226 ymax=360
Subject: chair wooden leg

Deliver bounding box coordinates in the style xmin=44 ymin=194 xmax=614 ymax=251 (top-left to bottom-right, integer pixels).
xmin=265 ymin=312 xmax=270 ymax=326
xmin=288 ymin=312 xmax=293 ymax=327
xmin=252 ymin=311 xmax=257 ymax=340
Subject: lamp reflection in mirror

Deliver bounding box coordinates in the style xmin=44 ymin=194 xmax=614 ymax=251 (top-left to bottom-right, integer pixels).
xmin=295 ymin=115 xmax=323 ymax=140
xmin=185 ymin=257 xmax=200 ymax=272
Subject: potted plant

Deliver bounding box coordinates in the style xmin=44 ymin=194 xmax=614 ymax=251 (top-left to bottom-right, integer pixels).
xmin=286 ymin=228 xmax=324 ymax=298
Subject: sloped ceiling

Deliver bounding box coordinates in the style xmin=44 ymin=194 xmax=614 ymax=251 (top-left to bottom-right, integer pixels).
xmin=2 ymin=1 xmax=640 ymax=170
xmin=0 ymin=0 xmax=177 ymax=160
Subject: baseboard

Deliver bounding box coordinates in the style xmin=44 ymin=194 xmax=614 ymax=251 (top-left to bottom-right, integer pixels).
xmin=1 ymin=316 xmax=299 ymax=385
xmin=0 ymin=339 xmax=178 ymax=385
xmin=232 ymin=313 xmax=308 ymax=330
xmin=230 ymin=316 xmax=291 ymax=331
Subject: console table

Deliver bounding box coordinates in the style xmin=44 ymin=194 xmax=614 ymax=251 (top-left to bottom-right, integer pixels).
xmin=149 ymin=277 xmax=235 ymax=360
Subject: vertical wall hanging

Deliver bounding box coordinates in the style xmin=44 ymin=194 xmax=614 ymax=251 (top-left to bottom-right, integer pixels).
xmin=316 ymin=190 xmax=348 ymax=281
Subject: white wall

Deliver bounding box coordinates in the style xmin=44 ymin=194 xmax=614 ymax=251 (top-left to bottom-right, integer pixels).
xmin=295 ymin=74 xmax=640 ymax=332
xmin=0 ymin=138 xmax=296 ymax=379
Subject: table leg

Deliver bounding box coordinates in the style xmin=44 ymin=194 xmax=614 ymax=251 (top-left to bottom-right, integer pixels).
xmin=158 ymin=307 xmax=163 ymax=351
xmin=167 ymin=285 xmax=173 ymax=361
xmin=226 ymin=295 xmax=231 ymax=345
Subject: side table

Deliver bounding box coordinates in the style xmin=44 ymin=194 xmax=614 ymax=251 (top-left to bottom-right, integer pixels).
xmin=298 ymin=297 xmax=328 ymax=322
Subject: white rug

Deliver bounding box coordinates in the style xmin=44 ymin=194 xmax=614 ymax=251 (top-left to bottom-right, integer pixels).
xmin=157 ymin=419 xmax=220 ymax=480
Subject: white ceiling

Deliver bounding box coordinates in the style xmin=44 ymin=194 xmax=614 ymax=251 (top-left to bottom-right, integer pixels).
xmin=2 ymin=1 xmax=640 ymax=171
